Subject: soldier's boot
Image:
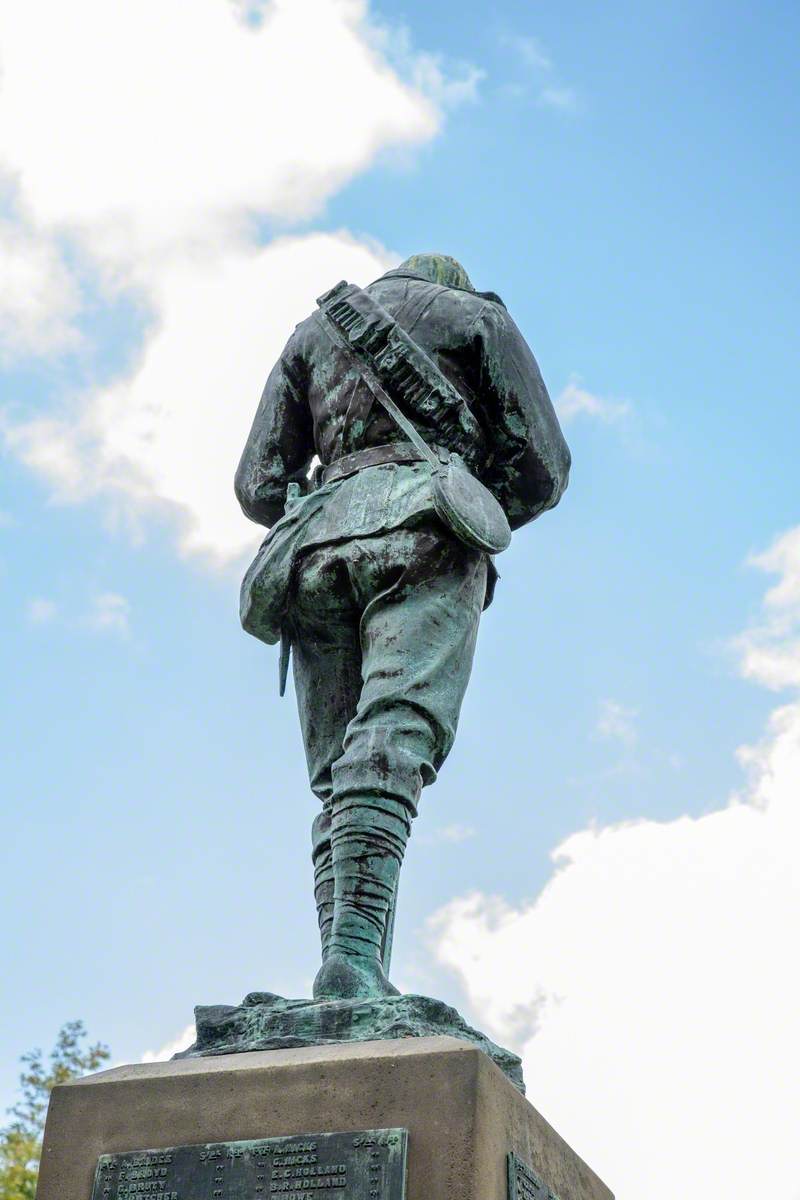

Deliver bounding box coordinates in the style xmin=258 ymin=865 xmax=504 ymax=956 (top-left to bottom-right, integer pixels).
xmin=312 ymin=798 xmax=410 ymax=1001
xmin=312 ymin=810 xmax=334 ymax=959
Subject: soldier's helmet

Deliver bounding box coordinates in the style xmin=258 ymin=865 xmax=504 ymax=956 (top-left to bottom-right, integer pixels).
xmin=397 ymin=253 xmax=474 ymax=292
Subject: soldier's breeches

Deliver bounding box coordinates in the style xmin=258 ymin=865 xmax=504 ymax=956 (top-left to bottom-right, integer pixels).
xmin=293 ymin=522 xmax=487 ymax=970
xmin=291 ymin=523 xmax=488 ymax=815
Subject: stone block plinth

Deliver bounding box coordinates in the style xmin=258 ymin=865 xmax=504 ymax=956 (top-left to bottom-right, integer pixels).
xmin=37 ymin=1035 xmax=613 ymax=1200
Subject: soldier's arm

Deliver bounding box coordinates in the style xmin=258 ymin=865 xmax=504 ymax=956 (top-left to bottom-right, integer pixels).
xmin=234 ymin=333 xmax=314 ymax=527
xmin=473 ymin=302 xmax=571 ymax=530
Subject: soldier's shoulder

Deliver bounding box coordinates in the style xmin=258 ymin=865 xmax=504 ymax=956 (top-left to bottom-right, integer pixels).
xmin=368 ymin=274 xmax=506 ymax=322
xmin=284 ymin=311 xmax=323 ymax=355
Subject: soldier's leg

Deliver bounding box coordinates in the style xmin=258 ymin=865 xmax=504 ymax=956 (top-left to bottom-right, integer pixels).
xmin=315 ymin=525 xmax=488 ymax=1000
xmin=290 ymin=544 xmax=363 ymax=958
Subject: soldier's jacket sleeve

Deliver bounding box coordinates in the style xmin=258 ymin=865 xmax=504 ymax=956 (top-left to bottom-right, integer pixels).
xmin=472 ymin=302 xmax=571 ymax=530
xmin=234 ymin=332 xmax=314 ymax=528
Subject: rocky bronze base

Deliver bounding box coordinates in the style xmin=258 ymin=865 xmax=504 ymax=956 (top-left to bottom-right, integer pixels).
xmin=175 ymin=991 xmax=525 ymax=1093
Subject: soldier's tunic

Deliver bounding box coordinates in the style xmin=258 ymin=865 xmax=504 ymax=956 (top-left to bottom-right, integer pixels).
xmin=236 ymin=267 xmax=569 ymax=535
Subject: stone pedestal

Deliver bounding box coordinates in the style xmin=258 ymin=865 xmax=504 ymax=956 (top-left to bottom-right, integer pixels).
xmin=37 ymin=1035 xmax=613 ymax=1200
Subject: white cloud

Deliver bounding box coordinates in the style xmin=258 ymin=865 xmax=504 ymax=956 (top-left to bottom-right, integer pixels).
xmin=7 ymin=232 xmax=396 ymax=564
xmin=428 ymin=532 xmax=800 ymax=1200
xmin=0 ymin=219 xmax=81 ymax=359
xmin=88 ymin=592 xmax=131 ymax=636
xmin=737 ymin=527 xmax=800 ymax=689
xmin=0 ymin=0 xmax=439 ymax=259
xmin=141 ymin=1024 xmax=195 ymax=1063
xmin=382 ymin=25 xmax=484 ymax=110
xmin=408 ymin=54 xmax=484 ymax=109
xmin=596 ymin=698 xmax=638 ymax=746
xmin=0 ymin=0 xmax=460 ymax=560
xmin=555 ymin=377 xmax=631 ymax=424
xmin=26 ymin=596 xmax=58 ymax=624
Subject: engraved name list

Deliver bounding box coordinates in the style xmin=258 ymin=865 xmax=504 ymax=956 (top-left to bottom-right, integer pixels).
xmin=91 ymin=1130 xmax=407 ymax=1200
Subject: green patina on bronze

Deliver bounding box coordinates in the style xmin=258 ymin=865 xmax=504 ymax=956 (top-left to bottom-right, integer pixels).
xmin=177 ymin=992 xmax=524 ymax=1092
xmin=393 ymin=252 xmax=474 ymax=291
xmin=224 ymin=253 xmax=569 ymax=1066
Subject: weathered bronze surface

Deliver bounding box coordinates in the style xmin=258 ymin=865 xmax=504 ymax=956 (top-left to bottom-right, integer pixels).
xmin=91 ymin=1129 xmax=407 ymax=1200
xmin=234 ymin=252 xmax=570 ymax=1011
xmin=176 ymin=991 xmax=524 ymax=1093
xmin=507 ymin=1152 xmax=560 ymax=1200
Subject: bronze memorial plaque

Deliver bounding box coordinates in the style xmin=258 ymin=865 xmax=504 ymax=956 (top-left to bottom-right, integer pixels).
xmin=91 ymin=1129 xmax=407 ymax=1200
xmin=507 ymin=1152 xmax=560 ymax=1200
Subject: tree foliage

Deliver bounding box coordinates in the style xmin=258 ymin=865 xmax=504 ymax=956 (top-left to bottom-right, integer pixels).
xmin=0 ymin=1022 xmax=109 ymax=1200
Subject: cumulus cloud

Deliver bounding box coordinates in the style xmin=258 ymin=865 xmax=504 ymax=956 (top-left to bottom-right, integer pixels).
xmin=379 ymin=24 xmax=484 ymax=110
xmin=408 ymin=54 xmax=484 ymax=109
xmin=0 ymin=0 xmax=438 ymax=258
xmin=7 ymin=232 xmax=396 ymax=563
xmin=0 ymin=220 xmax=81 ymax=359
xmin=0 ymin=0 xmax=461 ymax=561
xmin=737 ymin=526 xmax=800 ymax=689
xmin=555 ymin=377 xmax=631 ymax=424
xmin=428 ymin=532 xmax=800 ymax=1200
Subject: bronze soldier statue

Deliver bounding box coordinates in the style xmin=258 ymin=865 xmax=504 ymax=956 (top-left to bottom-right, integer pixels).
xmin=235 ymin=253 xmax=570 ymax=1003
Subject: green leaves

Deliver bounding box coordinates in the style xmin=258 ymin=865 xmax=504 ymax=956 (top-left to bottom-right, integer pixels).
xmin=0 ymin=1021 xmax=109 ymax=1200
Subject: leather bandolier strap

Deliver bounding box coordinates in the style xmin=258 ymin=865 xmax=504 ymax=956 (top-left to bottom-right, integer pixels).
xmin=317 ymin=280 xmax=486 ymax=469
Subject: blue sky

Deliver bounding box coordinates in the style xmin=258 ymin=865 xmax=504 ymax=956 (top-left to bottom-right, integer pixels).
xmin=1 ymin=2 xmax=799 ymax=1196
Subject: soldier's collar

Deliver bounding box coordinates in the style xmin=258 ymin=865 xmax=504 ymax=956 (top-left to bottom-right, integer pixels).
xmin=376 ymin=268 xmax=457 ymax=287
xmin=373 ymin=268 xmax=505 ymax=306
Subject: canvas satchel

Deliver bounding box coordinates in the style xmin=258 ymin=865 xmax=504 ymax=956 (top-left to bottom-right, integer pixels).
xmin=239 ymin=482 xmax=332 ymax=647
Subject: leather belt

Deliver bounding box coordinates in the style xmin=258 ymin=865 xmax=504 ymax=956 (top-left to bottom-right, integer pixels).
xmin=321 ymin=441 xmax=427 ymax=485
